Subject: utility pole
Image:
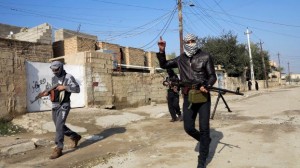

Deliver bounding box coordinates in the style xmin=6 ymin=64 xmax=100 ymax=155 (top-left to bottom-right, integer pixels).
xmin=259 ymin=40 xmax=268 ymax=88
xmin=245 ymin=28 xmax=255 ymax=89
xmin=277 ymin=52 xmax=281 ymax=83
xmin=288 ymin=62 xmax=291 ymax=85
xmin=177 ymin=0 xmax=183 ymax=54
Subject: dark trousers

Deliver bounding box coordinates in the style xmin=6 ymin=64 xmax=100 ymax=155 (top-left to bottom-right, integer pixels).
xmin=167 ymin=91 xmax=181 ymax=120
xmin=52 ymin=103 xmax=79 ymax=149
xmin=182 ymin=94 xmax=211 ymax=157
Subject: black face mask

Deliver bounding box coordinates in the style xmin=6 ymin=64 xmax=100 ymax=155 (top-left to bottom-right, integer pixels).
xmin=51 ymin=67 xmax=64 ymax=77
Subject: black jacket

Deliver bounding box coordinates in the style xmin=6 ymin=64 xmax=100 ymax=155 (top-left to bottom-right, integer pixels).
xmin=157 ymin=49 xmax=217 ymax=87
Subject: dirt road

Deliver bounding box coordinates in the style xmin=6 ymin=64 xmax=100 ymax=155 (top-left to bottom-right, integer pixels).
xmin=0 ymin=86 xmax=299 ymax=168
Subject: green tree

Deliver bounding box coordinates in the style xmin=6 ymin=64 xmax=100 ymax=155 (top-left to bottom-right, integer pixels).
xmin=200 ymin=31 xmax=249 ymax=77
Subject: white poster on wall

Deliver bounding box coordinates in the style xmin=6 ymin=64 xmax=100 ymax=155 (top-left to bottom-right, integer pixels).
xmin=26 ymin=61 xmax=85 ymax=112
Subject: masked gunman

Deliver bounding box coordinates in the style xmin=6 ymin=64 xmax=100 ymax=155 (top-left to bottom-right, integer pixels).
xmin=38 ymin=61 xmax=82 ymax=159
xmin=157 ymin=34 xmax=217 ymax=168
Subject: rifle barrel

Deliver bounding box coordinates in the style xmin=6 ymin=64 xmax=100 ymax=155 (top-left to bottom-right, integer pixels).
xmin=209 ymin=86 xmax=244 ymax=95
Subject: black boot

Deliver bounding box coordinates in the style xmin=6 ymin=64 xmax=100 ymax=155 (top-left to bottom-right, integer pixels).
xmin=197 ymin=155 xmax=206 ymax=168
xmin=197 ymin=138 xmax=211 ymax=168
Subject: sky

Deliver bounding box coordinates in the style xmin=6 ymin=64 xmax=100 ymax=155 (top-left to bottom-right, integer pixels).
xmin=0 ymin=0 xmax=300 ymax=74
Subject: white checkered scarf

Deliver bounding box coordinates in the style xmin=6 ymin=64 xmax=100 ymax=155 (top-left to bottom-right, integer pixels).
xmin=183 ymin=33 xmax=200 ymax=57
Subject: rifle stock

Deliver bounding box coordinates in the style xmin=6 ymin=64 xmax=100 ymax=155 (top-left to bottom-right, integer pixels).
xmin=30 ymin=83 xmax=59 ymax=104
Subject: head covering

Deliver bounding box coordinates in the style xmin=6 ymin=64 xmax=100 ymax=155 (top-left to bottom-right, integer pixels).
xmin=183 ymin=33 xmax=200 ymax=57
xmin=50 ymin=61 xmax=65 ymax=77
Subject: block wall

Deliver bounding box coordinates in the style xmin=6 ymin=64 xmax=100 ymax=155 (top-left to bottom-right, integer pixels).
xmin=112 ymin=72 xmax=166 ymax=109
xmin=0 ymin=38 xmax=53 ymax=120
xmin=54 ymin=29 xmax=98 ymax=42
xmin=84 ymin=52 xmax=114 ymax=107
xmin=10 ymin=23 xmax=52 ymax=44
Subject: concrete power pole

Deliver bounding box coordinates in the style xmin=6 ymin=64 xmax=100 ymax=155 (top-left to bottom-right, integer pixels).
xmin=245 ymin=28 xmax=255 ymax=89
xmin=177 ymin=0 xmax=183 ymax=54
xmin=259 ymin=40 xmax=269 ymax=88
xmin=277 ymin=52 xmax=281 ymax=83
xmin=288 ymin=62 xmax=291 ymax=85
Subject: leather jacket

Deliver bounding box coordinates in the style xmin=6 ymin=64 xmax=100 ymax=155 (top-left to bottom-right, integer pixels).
xmin=157 ymin=49 xmax=217 ymax=87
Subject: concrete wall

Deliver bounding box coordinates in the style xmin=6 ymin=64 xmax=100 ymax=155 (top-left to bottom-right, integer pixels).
xmin=0 ymin=38 xmax=53 ymax=120
xmin=54 ymin=29 xmax=98 ymax=42
xmin=8 ymin=23 xmax=52 ymax=44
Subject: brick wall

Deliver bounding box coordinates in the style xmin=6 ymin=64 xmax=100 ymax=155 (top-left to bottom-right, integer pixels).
xmin=126 ymin=47 xmax=145 ymax=66
xmin=54 ymin=36 xmax=96 ymax=57
xmin=97 ymin=41 xmax=158 ymax=68
xmin=96 ymin=42 xmax=124 ymax=67
xmin=147 ymin=51 xmax=159 ymax=68
xmin=0 ymin=38 xmax=53 ymax=120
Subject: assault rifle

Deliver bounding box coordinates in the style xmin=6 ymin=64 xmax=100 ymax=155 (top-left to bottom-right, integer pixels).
xmin=30 ymin=83 xmax=59 ymax=104
xmin=167 ymin=79 xmax=244 ymax=119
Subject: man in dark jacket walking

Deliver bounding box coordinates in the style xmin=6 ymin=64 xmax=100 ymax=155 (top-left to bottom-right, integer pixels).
xmin=157 ymin=34 xmax=217 ymax=168
xmin=163 ymin=69 xmax=182 ymax=122
xmin=38 ymin=61 xmax=82 ymax=159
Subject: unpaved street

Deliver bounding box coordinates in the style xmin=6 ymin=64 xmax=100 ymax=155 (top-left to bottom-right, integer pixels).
xmin=0 ymin=86 xmax=299 ymax=168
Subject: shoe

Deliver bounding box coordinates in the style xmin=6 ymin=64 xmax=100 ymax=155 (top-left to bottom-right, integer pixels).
xmin=70 ymin=135 xmax=82 ymax=148
xmin=49 ymin=147 xmax=63 ymax=159
xmin=169 ymin=118 xmax=177 ymax=122
xmin=197 ymin=155 xmax=207 ymax=168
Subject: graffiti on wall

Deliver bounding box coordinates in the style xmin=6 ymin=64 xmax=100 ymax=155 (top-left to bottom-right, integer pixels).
xmin=26 ymin=61 xmax=85 ymax=112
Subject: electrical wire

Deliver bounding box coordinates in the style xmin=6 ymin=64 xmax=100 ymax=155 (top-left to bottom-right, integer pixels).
xmin=140 ymin=6 xmax=177 ymax=50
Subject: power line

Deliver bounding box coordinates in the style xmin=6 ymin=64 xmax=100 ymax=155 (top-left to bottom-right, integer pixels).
xmin=194 ymin=5 xmax=300 ymax=28
xmin=140 ymin=6 xmax=177 ymax=50
xmin=104 ymin=9 xmax=175 ymax=41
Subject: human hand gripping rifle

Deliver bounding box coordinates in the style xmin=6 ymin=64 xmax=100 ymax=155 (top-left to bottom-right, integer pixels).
xmin=167 ymin=79 xmax=244 ymax=119
xmin=30 ymin=83 xmax=60 ymax=104
xmin=162 ymin=77 xmax=179 ymax=93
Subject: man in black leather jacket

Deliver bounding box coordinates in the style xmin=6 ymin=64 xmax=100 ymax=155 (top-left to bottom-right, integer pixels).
xmin=157 ymin=34 xmax=217 ymax=168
